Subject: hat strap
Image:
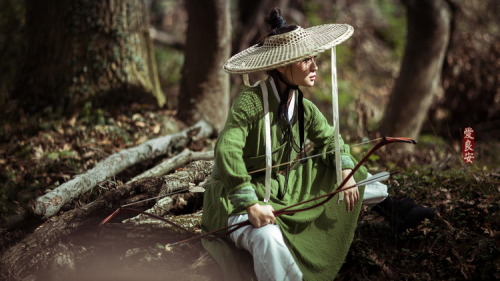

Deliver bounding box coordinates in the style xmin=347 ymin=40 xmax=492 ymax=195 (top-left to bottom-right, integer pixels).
xmin=243 ymin=74 xmax=251 ymax=87
xmin=331 ymin=46 xmax=344 ymax=202
xmin=260 ymin=80 xmax=272 ymax=203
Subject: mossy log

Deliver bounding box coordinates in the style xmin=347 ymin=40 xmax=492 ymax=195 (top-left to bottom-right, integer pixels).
xmin=33 ymin=120 xmax=214 ymax=218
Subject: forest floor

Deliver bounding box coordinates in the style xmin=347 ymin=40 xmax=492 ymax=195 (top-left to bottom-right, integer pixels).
xmin=0 ymin=105 xmax=498 ymax=281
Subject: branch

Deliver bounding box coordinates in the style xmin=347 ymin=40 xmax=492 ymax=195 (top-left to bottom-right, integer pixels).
xmin=32 ymin=120 xmax=214 ymax=218
xmin=149 ymin=27 xmax=185 ymax=49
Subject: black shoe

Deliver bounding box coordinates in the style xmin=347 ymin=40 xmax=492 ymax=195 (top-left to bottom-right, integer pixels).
xmin=373 ymin=196 xmax=437 ymax=233
xmin=399 ymin=204 xmax=437 ymax=231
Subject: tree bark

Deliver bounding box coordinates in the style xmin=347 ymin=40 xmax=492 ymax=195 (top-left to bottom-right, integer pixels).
xmin=12 ymin=0 xmax=165 ymax=114
xmin=1 ymin=160 xmax=214 ymax=281
xmin=379 ymin=0 xmax=452 ymax=145
xmin=177 ymin=0 xmax=231 ymax=132
xmin=33 ymin=120 xmax=214 ymax=218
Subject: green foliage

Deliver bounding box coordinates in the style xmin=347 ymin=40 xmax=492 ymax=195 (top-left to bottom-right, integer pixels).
xmin=335 ymin=44 xmax=354 ymax=71
xmin=45 ymin=149 xmax=79 ymax=161
xmin=416 ymin=134 xmax=449 ymax=148
xmin=303 ymin=2 xmax=323 ymax=26
xmin=309 ymin=44 xmax=359 ymax=130
xmin=81 ymin=101 xmax=106 ymax=126
xmin=377 ymin=0 xmax=407 ymax=59
xmin=155 ymin=45 xmax=184 ymax=108
xmin=155 ymin=45 xmax=184 ymax=86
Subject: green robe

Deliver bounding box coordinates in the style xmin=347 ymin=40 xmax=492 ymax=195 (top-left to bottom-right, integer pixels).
xmin=201 ymin=78 xmax=367 ymax=281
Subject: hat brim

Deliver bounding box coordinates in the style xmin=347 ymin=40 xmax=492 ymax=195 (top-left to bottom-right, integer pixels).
xmin=224 ymin=24 xmax=354 ymax=74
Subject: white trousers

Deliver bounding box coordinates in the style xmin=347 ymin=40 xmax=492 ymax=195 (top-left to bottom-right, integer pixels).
xmin=227 ymin=176 xmax=388 ymax=281
xmin=228 ymin=214 xmax=303 ymax=281
xmin=363 ymin=173 xmax=389 ymax=206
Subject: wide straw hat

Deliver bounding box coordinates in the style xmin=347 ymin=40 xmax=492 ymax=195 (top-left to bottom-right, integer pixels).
xmin=224 ymin=24 xmax=353 ymax=74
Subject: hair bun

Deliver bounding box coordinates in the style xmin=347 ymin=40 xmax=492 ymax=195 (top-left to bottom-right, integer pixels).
xmin=265 ymin=8 xmax=286 ymax=29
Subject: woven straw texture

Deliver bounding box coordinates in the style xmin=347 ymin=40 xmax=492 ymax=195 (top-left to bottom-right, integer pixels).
xmin=224 ymin=24 xmax=353 ymax=74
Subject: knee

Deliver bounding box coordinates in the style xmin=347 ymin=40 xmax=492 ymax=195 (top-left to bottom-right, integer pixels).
xmin=249 ymin=225 xmax=284 ymax=250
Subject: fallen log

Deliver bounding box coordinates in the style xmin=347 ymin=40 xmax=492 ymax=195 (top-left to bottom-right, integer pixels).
xmin=122 ymin=192 xmax=203 ymax=225
xmin=127 ymin=149 xmax=214 ymax=183
xmin=122 ymin=149 xmax=213 ymax=224
xmin=1 ymin=160 xmax=214 ymax=281
xmin=33 ymin=120 xmax=214 ymax=218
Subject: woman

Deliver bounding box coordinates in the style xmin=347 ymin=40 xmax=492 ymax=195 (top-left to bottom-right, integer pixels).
xmin=201 ymin=8 xmax=367 ymax=281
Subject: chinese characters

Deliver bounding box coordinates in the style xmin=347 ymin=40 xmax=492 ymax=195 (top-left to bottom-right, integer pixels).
xmin=462 ymin=127 xmax=475 ymax=164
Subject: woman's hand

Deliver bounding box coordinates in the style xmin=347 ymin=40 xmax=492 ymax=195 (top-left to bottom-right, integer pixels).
xmin=246 ymin=203 xmax=276 ymax=228
xmin=342 ymin=169 xmax=359 ymax=212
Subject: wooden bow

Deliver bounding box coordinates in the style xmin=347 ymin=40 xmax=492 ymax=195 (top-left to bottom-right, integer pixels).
xmin=100 ymin=137 xmax=416 ymax=245
xmin=162 ymin=136 xmax=416 ymax=247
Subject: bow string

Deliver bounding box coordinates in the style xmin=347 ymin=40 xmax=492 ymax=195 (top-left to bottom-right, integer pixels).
xmin=100 ymin=137 xmax=416 ymax=247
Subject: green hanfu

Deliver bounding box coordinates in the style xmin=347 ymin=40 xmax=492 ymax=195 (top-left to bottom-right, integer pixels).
xmin=201 ymin=78 xmax=367 ymax=281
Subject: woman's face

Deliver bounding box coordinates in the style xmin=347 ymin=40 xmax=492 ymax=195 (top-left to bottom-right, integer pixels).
xmin=279 ymin=57 xmax=318 ymax=87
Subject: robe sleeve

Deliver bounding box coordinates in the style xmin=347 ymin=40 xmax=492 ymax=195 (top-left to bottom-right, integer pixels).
xmin=215 ymin=90 xmax=262 ymax=212
xmin=303 ymin=99 xmax=355 ymax=170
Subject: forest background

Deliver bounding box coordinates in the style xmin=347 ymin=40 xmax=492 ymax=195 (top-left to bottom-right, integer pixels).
xmin=0 ymin=0 xmax=498 ymax=280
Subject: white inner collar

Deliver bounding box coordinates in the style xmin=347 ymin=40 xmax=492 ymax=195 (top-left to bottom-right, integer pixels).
xmin=269 ymin=77 xmax=295 ymax=122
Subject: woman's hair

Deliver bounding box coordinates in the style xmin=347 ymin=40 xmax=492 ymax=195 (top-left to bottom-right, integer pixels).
xmin=258 ymin=8 xmax=298 ymax=46
xmin=260 ymin=8 xmax=299 ymax=78
xmin=264 ymin=8 xmax=298 ymax=37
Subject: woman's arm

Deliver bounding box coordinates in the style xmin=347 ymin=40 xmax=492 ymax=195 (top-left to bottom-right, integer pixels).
xmin=342 ymin=169 xmax=359 ymax=212
xmin=215 ymin=90 xmax=263 ymax=213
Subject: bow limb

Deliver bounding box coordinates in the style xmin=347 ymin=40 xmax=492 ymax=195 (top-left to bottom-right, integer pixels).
xmin=166 ymin=220 xmax=251 ymax=247
xmin=335 ymin=137 xmax=416 ymax=192
xmin=101 ymin=137 xmax=415 ymax=248
xmin=100 ymin=206 xmax=253 ymax=248
xmin=168 ymin=172 xmax=395 ymax=247
xmin=274 ymin=171 xmax=396 ymax=216
xmin=169 ymin=137 xmax=415 ymax=247
xmin=99 ymin=207 xmax=194 ymax=234
xmin=274 ymin=182 xmax=358 ymax=216
xmin=273 ymin=137 xmax=416 ymax=215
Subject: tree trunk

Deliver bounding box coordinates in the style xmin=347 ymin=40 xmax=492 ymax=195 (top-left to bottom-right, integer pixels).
xmin=177 ymin=0 xmax=231 ymax=132
xmin=12 ymin=0 xmax=165 ymax=114
xmin=379 ymin=0 xmax=452 ymax=145
xmin=429 ymin=0 xmax=499 ymax=140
